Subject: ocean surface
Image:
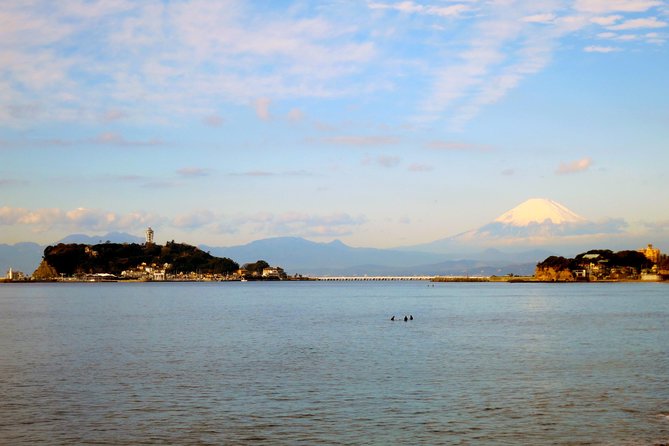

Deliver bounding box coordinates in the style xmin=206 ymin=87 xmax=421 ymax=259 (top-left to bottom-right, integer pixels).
xmin=0 ymin=281 xmax=668 ymax=445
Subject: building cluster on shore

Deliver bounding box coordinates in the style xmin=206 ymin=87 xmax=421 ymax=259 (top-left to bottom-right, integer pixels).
xmin=2 ymin=228 xmax=293 ymax=283
xmin=535 ymin=244 xmax=668 ymax=282
xmin=4 ymin=261 xmax=291 ymax=283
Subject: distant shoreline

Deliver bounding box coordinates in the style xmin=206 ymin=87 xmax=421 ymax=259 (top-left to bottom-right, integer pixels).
xmin=2 ymin=276 xmax=666 ymax=284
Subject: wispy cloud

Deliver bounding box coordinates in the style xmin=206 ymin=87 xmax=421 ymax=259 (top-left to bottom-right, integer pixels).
xmin=172 ymin=210 xmax=216 ymax=230
xmin=240 ymin=211 xmax=367 ymax=238
xmin=0 ymin=205 xmax=161 ymax=232
xmin=115 ymin=174 xmax=147 ymax=182
xmin=574 ymin=0 xmax=662 ymax=13
xmin=590 ymin=15 xmax=623 ymax=26
xmin=176 ymin=209 xmax=368 ymax=238
xmin=363 ymin=155 xmax=401 ymax=168
xmin=523 ymin=14 xmax=556 ymax=24
xmin=229 ymin=169 xmax=315 ymax=177
xmin=254 ymin=97 xmax=272 ymax=121
xmin=101 ymin=109 xmax=127 ymax=122
xmin=1 ymin=203 xmax=364 ymax=241
xmin=407 ymin=163 xmax=434 ymax=172
xmin=320 ymin=135 xmax=401 ymax=146
xmin=584 ymin=45 xmax=621 ymax=52
xmin=0 ymin=178 xmax=26 ymax=187
xmin=287 ymin=108 xmax=304 ymax=122
xmin=501 ymin=168 xmax=515 ymax=176
xmin=607 ymin=17 xmax=667 ymax=30
xmin=92 ymin=132 xmax=164 ymax=147
xmin=425 ymin=140 xmax=492 ymax=152
xmin=556 ymin=157 xmax=593 ymax=175
xmin=0 ymin=1 xmax=378 ymax=126
xmin=368 ymin=1 xmax=472 ymax=18
xmin=0 ymin=0 xmax=665 ymax=131
xmin=203 ymin=114 xmax=224 ymax=127
xmin=176 ymin=167 xmax=211 ymax=178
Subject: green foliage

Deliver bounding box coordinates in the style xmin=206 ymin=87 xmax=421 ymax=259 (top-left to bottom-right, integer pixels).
xmin=43 ymin=242 xmax=239 ymax=276
xmin=536 ymin=256 xmax=575 ymax=271
xmin=574 ymin=249 xmax=614 ymax=262
xmin=242 ymin=260 xmax=270 ymax=275
xmin=658 ymin=254 xmax=669 ymax=271
xmin=612 ymin=250 xmax=652 ymax=269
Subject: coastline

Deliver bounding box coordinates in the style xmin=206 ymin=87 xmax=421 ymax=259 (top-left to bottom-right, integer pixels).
xmin=2 ymin=276 xmax=666 ymax=284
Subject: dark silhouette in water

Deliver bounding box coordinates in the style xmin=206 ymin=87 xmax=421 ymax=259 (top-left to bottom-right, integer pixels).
xmin=409 ymin=315 xmax=413 ymax=320
xmin=404 ymin=316 xmax=408 ymax=322
xmin=390 ymin=316 xmax=395 ymax=321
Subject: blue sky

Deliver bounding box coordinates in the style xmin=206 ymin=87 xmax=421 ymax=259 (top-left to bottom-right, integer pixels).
xmin=1 ymin=0 xmax=668 ymax=248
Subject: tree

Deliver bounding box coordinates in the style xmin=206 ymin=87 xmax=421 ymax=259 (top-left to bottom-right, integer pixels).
xmin=242 ymin=260 xmax=270 ymax=276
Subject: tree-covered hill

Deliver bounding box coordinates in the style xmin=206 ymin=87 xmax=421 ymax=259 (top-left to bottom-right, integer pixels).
xmin=536 ymin=249 xmax=653 ymax=281
xmin=39 ymin=241 xmax=239 ymax=277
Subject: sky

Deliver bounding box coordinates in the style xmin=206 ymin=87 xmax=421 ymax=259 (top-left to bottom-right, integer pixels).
xmin=1 ymin=0 xmax=668 ymax=249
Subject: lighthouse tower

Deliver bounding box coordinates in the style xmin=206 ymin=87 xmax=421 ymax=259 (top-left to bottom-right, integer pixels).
xmin=145 ymin=227 xmax=154 ymax=245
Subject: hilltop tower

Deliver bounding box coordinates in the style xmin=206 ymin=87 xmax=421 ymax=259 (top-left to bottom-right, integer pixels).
xmin=145 ymin=227 xmax=154 ymax=245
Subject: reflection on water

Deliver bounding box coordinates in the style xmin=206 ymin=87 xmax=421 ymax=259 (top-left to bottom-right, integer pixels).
xmin=0 ymin=282 xmax=668 ymax=445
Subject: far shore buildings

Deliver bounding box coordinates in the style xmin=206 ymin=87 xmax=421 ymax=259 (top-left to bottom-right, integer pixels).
xmin=639 ymin=243 xmax=661 ymax=264
xmin=4 ymin=268 xmax=26 ymax=281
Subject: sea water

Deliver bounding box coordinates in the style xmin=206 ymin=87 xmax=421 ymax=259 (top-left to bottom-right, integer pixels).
xmin=0 ymin=281 xmax=668 ymax=445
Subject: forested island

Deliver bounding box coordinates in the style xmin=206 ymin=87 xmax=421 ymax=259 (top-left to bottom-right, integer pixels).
xmin=29 ymin=242 xmax=285 ymax=281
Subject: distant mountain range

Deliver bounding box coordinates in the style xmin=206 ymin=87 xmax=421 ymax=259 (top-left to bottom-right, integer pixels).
xmin=1 ymin=198 xmax=658 ymax=277
xmin=58 ymin=232 xmax=145 ymax=244
xmin=203 ymin=237 xmax=544 ymax=276
xmin=0 ymin=242 xmax=44 ymax=276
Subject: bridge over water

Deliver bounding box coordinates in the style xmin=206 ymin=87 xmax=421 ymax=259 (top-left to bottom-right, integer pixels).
xmin=314 ymin=276 xmax=435 ymax=281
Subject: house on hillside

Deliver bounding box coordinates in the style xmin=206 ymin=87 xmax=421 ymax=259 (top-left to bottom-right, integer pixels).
xmin=262 ymin=266 xmax=286 ymax=280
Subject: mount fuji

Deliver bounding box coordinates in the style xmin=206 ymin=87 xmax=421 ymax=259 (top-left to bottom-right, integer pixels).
xmin=408 ymin=198 xmax=628 ymax=254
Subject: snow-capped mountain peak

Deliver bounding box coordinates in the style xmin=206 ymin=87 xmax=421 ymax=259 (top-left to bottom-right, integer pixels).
xmin=493 ymin=198 xmax=586 ymax=227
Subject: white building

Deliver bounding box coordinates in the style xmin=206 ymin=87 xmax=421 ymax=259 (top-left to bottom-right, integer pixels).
xmin=6 ymin=268 xmax=25 ymax=280
xmin=145 ymin=227 xmax=154 ymax=244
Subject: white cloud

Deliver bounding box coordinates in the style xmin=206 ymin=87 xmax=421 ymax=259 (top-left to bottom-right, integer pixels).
xmin=597 ymin=32 xmax=619 ymax=38
xmin=417 ymin=1 xmax=579 ymax=129
xmin=556 ymin=157 xmax=593 ymax=174
xmin=321 ymin=135 xmax=401 ymax=146
xmin=608 ymin=17 xmax=667 ymax=30
xmin=590 ymin=15 xmax=623 ymax=26
xmin=574 ymin=0 xmax=662 ymax=13
xmin=172 ymin=210 xmax=216 ymax=229
xmin=368 ymin=1 xmax=471 ymax=17
xmin=0 ymin=0 xmax=665 ymax=133
xmin=0 ymin=205 xmax=159 ymax=232
xmin=584 ymin=45 xmax=621 ymax=52
xmin=425 ymin=140 xmax=492 ymax=152
xmin=225 ymin=211 xmax=368 ymax=238
xmin=523 ymin=13 xmax=556 ymax=24
xmin=0 ymin=1 xmax=378 ymax=125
